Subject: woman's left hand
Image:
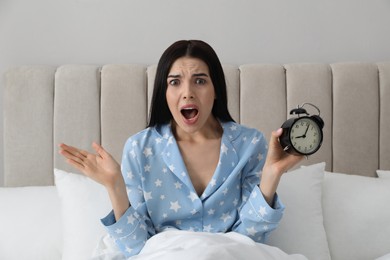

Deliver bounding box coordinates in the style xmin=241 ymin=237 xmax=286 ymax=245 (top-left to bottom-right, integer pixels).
xmin=264 ymin=128 xmax=304 ymax=176
xmin=260 ymin=128 xmax=304 ymax=205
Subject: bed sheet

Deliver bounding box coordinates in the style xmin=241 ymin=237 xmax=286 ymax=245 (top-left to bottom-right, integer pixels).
xmin=92 ymin=229 xmax=308 ymax=260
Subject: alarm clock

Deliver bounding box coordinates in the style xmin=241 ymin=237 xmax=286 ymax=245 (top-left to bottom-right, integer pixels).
xmin=279 ymin=103 xmax=324 ymax=156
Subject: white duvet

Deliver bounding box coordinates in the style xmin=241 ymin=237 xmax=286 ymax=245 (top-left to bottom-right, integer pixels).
xmin=92 ymin=229 xmax=308 ymax=260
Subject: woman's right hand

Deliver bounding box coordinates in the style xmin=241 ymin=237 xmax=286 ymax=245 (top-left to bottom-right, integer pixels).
xmin=59 ymin=142 xmax=130 ymax=220
xmin=58 ymin=142 xmax=122 ymax=189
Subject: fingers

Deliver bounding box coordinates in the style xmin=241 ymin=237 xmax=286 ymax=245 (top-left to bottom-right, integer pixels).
xmin=59 ymin=143 xmax=88 ymax=157
xmin=92 ymin=142 xmax=106 ymax=159
xmin=273 ymin=128 xmax=283 ymax=138
xmin=268 ymin=128 xmax=284 ymax=153
xmin=58 ymin=143 xmax=90 ymax=168
xmin=266 ymin=128 xmax=304 ymax=173
xmin=59 ymin=146 xmax=86 ymax=160
xmin=58 ymin=142 xmax=107 ymax=165
xmin=64 ymin=157 xmax=85 ymax=171
xmin=269 ymin=128 xmax=283 ymax=145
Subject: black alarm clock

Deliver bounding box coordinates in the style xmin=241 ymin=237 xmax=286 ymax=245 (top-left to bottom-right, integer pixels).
xmin=279 ymin=103 xmax=324 ymax=156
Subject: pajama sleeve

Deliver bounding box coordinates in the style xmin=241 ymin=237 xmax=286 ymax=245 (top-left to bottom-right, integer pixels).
xmin=101 ymin=137 xmax=155 ymax=257
xmin=232 ymin=132 xmax=285 ymax=243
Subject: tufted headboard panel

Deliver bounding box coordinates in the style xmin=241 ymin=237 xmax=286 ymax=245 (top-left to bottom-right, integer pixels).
xmin=4 ymin=62 xmax=390 ymax=186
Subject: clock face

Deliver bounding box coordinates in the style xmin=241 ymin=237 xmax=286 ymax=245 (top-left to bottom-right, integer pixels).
xmin=290 ymin=117 xmax=322 ymax=155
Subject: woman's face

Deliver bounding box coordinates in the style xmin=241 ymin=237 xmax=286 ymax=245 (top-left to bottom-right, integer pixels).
xmin=166 ymin=56 xmax=217 ymax=136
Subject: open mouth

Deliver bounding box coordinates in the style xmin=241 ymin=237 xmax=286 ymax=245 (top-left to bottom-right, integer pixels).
xmin=181 ymin=107 xmax=199 ymax=120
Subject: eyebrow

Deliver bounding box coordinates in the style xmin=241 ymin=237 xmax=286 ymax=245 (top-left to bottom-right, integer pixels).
xmin=167 ymin=73 xmax=209 ymax=78
xmin=193 ymin=73 xmax=209 ymax=77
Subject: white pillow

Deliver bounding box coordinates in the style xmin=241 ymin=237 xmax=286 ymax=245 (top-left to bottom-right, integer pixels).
xmin=54 ymin=168 xmax=112 ymax=260
xmin=266 ymin=162 xmax=331 ymax=260
xmin=323 ymin=171 xmax=390 ymax=260
xmin=0 ymin=186 xmax=62 ymax=260
xmin=377 ymin=170 xmax=390 ymax=179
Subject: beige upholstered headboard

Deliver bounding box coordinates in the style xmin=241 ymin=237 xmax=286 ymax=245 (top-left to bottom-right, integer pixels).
xmin=3 ymin=63 xmax=390 ymax=187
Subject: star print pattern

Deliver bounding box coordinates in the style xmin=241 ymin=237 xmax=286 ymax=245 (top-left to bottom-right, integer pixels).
xmin=170 ymin=201 xmax=181 ymax=212
xmin=100 ymin=121 xmax=285 ymax=258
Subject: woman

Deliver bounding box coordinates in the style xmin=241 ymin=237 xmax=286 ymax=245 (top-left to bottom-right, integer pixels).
xmin=59 ymin=40 xmax=303 ymax=257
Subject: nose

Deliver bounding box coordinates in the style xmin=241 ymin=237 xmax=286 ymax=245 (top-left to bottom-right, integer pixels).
xmin=183 ymin=94 xmax=194 ymax=100
xmin=182 ymin=81 xmax=194 ymax=100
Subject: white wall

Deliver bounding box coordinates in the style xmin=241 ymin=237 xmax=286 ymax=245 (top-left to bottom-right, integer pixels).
xmin=1 ymin=0 xmax=390 ymax=186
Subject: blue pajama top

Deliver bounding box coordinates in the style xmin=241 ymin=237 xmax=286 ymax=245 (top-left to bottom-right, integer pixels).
xmin=101 ymin=121 xmax=285 ymax=257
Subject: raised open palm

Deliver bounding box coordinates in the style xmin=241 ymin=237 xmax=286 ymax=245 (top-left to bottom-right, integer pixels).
xmin=58 ymin=142 xmax=122 ymax=188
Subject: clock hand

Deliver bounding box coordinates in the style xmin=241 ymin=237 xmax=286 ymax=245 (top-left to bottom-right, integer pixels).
xmin=296 ymin=124 xmax=310 ymax=139
xmin=304 ymin=124 xmax=310 ymax=136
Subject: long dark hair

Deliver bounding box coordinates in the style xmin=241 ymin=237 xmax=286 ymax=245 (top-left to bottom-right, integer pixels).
xmin=148 ymin=40 xmax=234 ymax=127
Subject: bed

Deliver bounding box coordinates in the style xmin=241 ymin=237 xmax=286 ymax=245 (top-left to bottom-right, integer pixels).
xmin=1 ymin=62 xmax=390 ymax=260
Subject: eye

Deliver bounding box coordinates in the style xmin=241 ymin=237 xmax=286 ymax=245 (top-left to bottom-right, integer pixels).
xmin=195 ymin=78 xmax=206 ymax=85
xmin=168 ymin=79 xmax=180 ymax=86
